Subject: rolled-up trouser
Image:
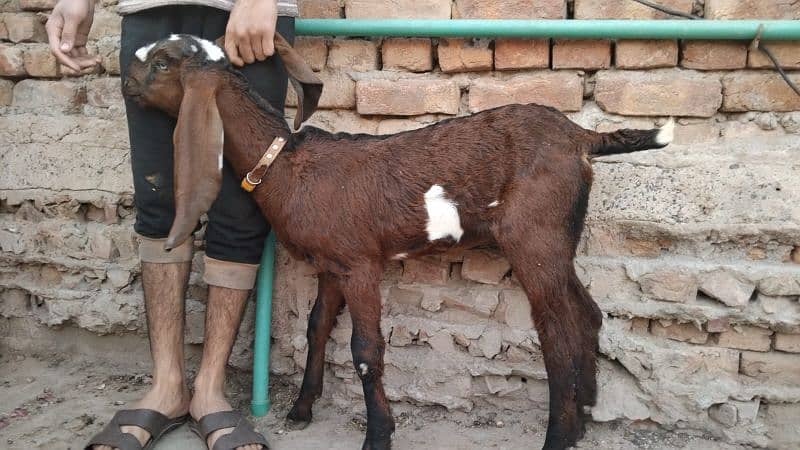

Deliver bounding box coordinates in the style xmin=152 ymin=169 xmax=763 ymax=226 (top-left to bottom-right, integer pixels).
xmin=120 ymin=6 xmax=293 ymax=289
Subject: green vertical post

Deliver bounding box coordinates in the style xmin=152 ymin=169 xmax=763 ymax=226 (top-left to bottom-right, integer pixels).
xmin=251 ymin=231 xmax=277 ymax=417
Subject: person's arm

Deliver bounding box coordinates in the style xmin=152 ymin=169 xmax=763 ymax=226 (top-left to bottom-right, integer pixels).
xmin=45 ymin=0 xmax=101 ymax=75
xmin=225 ymin=0 xmax=278 ymax=67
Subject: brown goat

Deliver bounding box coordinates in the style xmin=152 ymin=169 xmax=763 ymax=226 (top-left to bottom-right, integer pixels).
xmin=123 ymin=34 xmax=674 ymax=450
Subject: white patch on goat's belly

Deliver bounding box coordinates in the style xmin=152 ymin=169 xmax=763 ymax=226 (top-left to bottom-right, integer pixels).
xmin=192 ymin=37 xmax=226 ymax=61
xmin=487 ymin=200 xmax=500 ymax=208
xmin=391 ymin=253 xmax=408 ymax=260
xmin=424 ymin=185 xmax=463 ymax=242
xmin=134 ymin=43 xmax=156 ymax=62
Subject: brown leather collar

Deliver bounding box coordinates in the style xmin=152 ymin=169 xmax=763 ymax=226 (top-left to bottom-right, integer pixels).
xmin=240 ymin=136 xmax=287 ymax=192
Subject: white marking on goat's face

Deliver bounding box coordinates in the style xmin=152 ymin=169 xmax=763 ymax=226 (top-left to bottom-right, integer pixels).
xmin=655 ymin=117 xmax=675 ymax=146
xmin=424 ymin=185 xmax=463 ymax=242
xmin=391 ymin=253 xmax=408 ymax=260
xmin=359 ymin=363 xmax=368 ymax=376
xmin=192 ymin=37 xmax=226 ymax=62
xmin=135 ymin=43 xmax=156 ymax=62
xmin=487 ymin=200 xmax=500 ymax=208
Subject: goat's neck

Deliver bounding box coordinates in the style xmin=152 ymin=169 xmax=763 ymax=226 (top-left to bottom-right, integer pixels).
xmin=215 ymin=82 xmax=292 ymax=182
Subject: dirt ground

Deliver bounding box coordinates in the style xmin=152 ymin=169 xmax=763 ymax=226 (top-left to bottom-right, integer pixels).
xmin=0 ymin=349 xmax=752 ymax=450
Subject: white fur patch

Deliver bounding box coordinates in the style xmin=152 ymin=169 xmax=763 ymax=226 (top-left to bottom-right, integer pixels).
xmin=168 ymin=34 xmax=181 ymax=41
xmin=134 ymin=43 xmax=156 ymax=62
xmin=655 ymin=118 xmax=675 ymax=146
xmin=359 ymin=363 xmax=368 ymax=376
xmin=193 ymin=37 xmax=225 ymax=62
xmin=391 ymin=253 xmax=408 ymax=260
xmin=190 ymin=44 xmax=198 ymax=53
xmin=487 ymin=200 xmax=500 ymax=208
xmin=424 ymin=185 xmax=463 ymax=242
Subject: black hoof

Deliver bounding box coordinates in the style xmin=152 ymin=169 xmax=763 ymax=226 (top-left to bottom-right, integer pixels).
xmin=286 ymin=406 xmax=312 ymax=430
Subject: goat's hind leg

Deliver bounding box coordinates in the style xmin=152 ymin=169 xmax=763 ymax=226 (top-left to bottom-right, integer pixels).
xmin=494 ymin=234 xmax=596 ymax=450
xmin=287 ymin=272 xmax=345 ymax=428
xmin=570 ymin=271 xmax=602 ymax=416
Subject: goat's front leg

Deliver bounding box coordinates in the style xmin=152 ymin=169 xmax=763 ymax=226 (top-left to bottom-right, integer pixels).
xmin=287 ymin=272 xmax=345 ymax=428
xmin=341 ymin=268 xmax=394 ymax=450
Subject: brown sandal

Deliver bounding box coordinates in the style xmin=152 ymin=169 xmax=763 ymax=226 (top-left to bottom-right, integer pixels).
xmin=84 ymin=409 xmax=188 ymax=450
xmin=189 ymin=411 xmax=270 ymax=450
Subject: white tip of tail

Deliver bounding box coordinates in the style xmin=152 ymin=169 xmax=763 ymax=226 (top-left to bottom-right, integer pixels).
xmin=655 ymin=118 xmax=675 ymax=146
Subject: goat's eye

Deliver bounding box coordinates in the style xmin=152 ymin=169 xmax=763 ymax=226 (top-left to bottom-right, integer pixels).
xmin=153 ymin=60 xmax=168 ymax=71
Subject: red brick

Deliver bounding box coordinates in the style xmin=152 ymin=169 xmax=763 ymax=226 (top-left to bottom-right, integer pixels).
xmin=748 ymin=42 xmax=800 ymax=69
xmin=344 ymin=0 xmax=451 ymax=19
xmin=740 ymin=351 xmax=800 ymax=385
xmin=87 ymin=9 xmax=121 ymax=41
xmin=705 ymin=0 xmax=800 ymax=19
xmin=0 ymin=43 xmax=25 ymax=76
xmin=453 ymin=0 xmax=565 ymax=19
xmin=298 ymin=0 xmax=341 ymax=18
xmin=438 ymin=38 xmax=492 ymax=73
xmin=87 ymin=77 xmax=123 ymax=108
xmin=615 ymin=40 xmax=678 ymax=69
xmin=22 ymin=43 xmax=59 ymax=77
xmin=722 ymin=72 xmax=800 ymax=112
xmin=401 ymin=257 xmax=450 ymax=285
xmin=552 ymin=40 xmax=611 ymax=70
xmin=651 ymin=320 xmax=708 ymax=344
xmin=595 ymin=70 xmax=722 ymax=117
xmin=461 ymin=250 xmax=511 ymax=285
xmin=0 ymin=78 xmax=13 ymax=105
xmin=356 ymin=78 xmax=460 ymax=116
xmin=294 ymin=37 xmax=327 ymax=72
xmin=12 ymin=79 xmax=84 ymax=111
xmin=575 ymin=0 xmax=692 ymax=19
xmin=6 ymin=12 xmax=47 ymax=42
xmin=681 ymin=41 xmax=747 ymax=70
xmin=327 ymin=39 xmax=378 ymax=71
xmin=19 ymin=0 xmax=57 ymax=10
xmin=381 ymin=38 xmax=432 ymax=72
xmin=716 ymin=325 xmax=772 ymax=352
xmin=469 ymin=72 xmax=583 ymax=112
xmin=775 ymin=333 xmax=800 ymax=353
xmin=494 ymin=39 xmax=549 ymax=71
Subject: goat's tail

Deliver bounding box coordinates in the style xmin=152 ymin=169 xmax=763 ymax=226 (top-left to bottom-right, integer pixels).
xmin=589 ymin=118 xmax=675 ymax=157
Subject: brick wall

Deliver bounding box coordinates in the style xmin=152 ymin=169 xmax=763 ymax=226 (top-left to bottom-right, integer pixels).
xmin=2 ymin=0 xmax=800 ymax=447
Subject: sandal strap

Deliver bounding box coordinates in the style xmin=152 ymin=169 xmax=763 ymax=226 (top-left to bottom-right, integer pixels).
xmin=114 ymin=409 xmax=172 ymax=436
xmin=212 ymin=418 xmax=269 ymax=450
xmin=196 ymin=410 xmax=243 ymax=438
xmin=84 ymin=409 xmax=185 ymax=450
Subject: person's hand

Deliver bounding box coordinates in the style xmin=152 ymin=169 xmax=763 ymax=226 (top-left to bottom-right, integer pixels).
xmin=46 ymin=0 xmax=100 ymax=75
xmin=225 ymin=0 xmax=278 ymax=67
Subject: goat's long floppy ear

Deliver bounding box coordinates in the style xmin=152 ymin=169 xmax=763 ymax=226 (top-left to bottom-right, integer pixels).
xmin=164 ymin=74 xmax=224 ymax=251
xmin=273 ymin=33 xmax=323 ymax=130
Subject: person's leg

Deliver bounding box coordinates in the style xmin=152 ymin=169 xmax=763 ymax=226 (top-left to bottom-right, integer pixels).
xmin=90 ymin=8 xmax=193 ymax=450
xmin=187 ymin=11 xmax=294 ymax=450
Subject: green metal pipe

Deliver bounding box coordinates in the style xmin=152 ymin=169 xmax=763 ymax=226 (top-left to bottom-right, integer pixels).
xmin=295 ymin=19 xmax=800 ymax=40
xmin=251 ymin=231 xmax=277 ymax=417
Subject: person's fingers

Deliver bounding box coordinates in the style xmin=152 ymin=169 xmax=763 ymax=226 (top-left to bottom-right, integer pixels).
xmin=238 ymin=34 xmax=256 ymax=64
xmin=251 ymin=33 xmax=266 ymax=61
xmin=46 ymin=14 xmax=80 ymax=71
xmin=59 ymin=13 xmax=80 ymax=53
xmin=261 ymin=32 xmax=274 ymax=58
xmin=224 ymin=31 xmax=244 ymax=66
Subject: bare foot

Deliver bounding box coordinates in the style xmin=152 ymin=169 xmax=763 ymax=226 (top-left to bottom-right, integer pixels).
xmin=190 ymin=393 xmax=264 ymax=450
xmin=92 ymin=382 xmax=190 ymax=450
